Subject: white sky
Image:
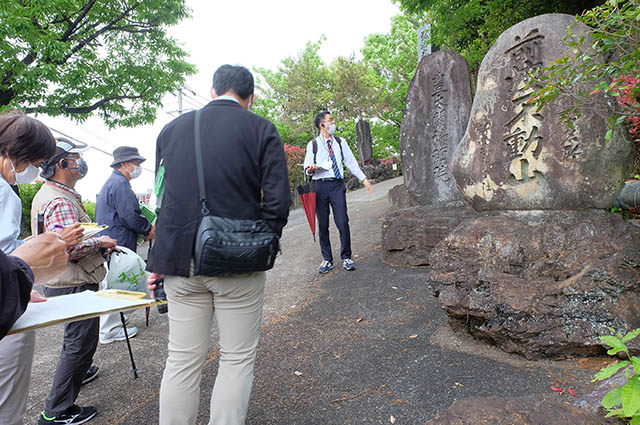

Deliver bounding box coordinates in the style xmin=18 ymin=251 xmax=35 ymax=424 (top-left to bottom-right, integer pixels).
xmin=36 ymin=0 xmax=401 ymax=201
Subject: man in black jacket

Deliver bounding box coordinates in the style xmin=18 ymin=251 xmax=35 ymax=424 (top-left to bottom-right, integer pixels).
xmin=147 ymin=65 xmax=290 ymax=425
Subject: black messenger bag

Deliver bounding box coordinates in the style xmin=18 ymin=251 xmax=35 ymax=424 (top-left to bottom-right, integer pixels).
xmin=192 ymin=109 xmax=280 ymax=276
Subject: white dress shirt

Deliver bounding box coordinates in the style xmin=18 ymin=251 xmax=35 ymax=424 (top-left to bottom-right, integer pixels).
xmin=303 ymin=135 xmax=366 ymax=181
xmin=0 ymin=175 xmax=24 ymax=254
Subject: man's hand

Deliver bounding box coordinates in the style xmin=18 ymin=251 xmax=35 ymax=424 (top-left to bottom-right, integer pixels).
xmin=147 ymin=272 xmax=165 ymax=297
xmin=58 ymin=223 xmax=84 ymax=247
xmin=29 ymin=290 xmax=46 ymax=303
xmin=145 ymin=224 xmax=156 ymax=241
xmin=363 ymin=178 xmax=373 ymax=194
xmin=98 ymin=236 xmax=118 ymax=253
xmin=305 ymin=165 xmax=318 ymax=175
xmin=11 ymin=233 xmax=68 ymax=284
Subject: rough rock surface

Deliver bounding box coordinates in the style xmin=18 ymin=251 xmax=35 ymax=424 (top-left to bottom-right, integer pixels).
xmin=428 ymin=210 xmax=640 ymax=359
xmin=345 ymin=160 xmax=396 ymax=191
xmin=382 ymin=201 xmax=475 ymax=267
xmin=387 ymin=184 xmax=419 ymax=210
xmin=612 ymin=180 xmax=640 ymax=211
xmin=453 ymin=14 xmax=634 ymax=211
xmin=425 ymin=395 xmax=620 ymax=425
xmin=400 ymin=50 xmax=472 ymax=205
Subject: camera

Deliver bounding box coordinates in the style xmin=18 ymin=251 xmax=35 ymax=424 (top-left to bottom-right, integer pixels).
xmin=153 ymin=277 xmax=168 ymax=314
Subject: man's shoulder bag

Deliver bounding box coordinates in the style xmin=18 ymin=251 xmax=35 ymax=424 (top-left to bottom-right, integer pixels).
xmin=192 ymin=109 xmax=280 ymax=277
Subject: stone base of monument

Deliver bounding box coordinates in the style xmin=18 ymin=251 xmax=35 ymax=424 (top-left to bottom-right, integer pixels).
xmin=381 ymin=200 xmax=476 ymax=267
xmin=387 ymin=184 xmax=418 ymax=210
xmin=425 ymin=395 xmax=617 ymax=425
xmin=428 ymin=210 xmax=640 ymax=359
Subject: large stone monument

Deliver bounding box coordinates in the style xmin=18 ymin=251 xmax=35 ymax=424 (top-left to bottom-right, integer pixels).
xmin=382 ymin=50 xmax=475 ymax=266
xmin=402 ymin=50 xmax=472 ymax=205
xmin=452 ymin=14 xmax=631 ymax=210
xmin=429 ymin=14 xmax=639 ymax=359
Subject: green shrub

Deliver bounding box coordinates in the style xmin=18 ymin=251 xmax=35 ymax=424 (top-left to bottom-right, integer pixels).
xmin=593 ymin=328 xmax=640 ymax=424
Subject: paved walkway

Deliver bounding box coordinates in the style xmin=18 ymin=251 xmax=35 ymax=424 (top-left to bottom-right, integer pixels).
xmin=25 ymin=177 xmax=601 ymax=424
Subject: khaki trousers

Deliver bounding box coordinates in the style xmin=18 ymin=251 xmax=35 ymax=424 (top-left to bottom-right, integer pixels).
xmin=0 ymin=331 xmax=35 ymax=425
xmin=159 ymin=271 xmax=266 ymax=425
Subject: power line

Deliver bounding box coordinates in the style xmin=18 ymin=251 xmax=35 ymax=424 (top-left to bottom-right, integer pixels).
xmin=184 ymin=85 xmax=211 ymax=104
xmin=48 ymin=127 xmax=155 ymax=174
xmin=181 ymin=92 xmax=205 ymax=108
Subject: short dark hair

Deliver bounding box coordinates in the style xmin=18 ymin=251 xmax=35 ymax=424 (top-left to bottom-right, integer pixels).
xmin=212 ymin=65 xmax=254 ymax=99
xmin=314 ymin=111 xmax=331 ymax=130
xmin=0 ymin=112 xmax=55 ymax=165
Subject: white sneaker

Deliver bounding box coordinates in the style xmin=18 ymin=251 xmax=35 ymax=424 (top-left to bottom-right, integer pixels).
xmin=99 ymin=326 xmax=138 ymax=345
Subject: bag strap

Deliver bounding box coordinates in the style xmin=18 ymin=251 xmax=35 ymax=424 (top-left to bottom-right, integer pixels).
xmin=312 ymin=138 xmax=317 ymax=164
xmin=193 ymin=109 xmax=210 ymax=216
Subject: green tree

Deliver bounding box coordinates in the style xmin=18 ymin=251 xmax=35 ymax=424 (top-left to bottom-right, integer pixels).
xmin=255 ymin=38 xmax=330 ymax=144
xmin=361 ymin=14 xmax=418 ymax=128
xmin=0 ymin=0 xmax=196 ymax=128
xmin=255 ymin=21 xmax=413 ymax=157
xmin=531 ymin=0 xmax=640 ymax=142
xmin=329 ymin=55 xmax=379 ymax=122
xmin=393 ymin=0 xmax=604 ymax=74
xmin=18 ymin=181 xmax=43 ymax=238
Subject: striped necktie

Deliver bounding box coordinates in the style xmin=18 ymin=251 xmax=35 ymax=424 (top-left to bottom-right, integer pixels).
xmin=326 ymin=138 xmax=342 ymax=179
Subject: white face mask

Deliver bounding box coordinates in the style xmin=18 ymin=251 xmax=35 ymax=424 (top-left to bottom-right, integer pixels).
xmin=11 ymin=160 xmax=40 ymax=184
xmin=327 ymin=123 xmax=336 ymax=135
xmin=130 ymin=165 xmax=142 ymax=179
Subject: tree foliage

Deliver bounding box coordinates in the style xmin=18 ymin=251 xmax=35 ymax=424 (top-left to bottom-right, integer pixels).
xmin=329 ymin=55 xmax=379 ymax=122
xmin=254 ymin=15 xmax=418 ymax=159
xmin=361 ymin=14 xmax=418 ymax=127
xmin=18 ymin=181 xmax=43 ymax=238
xmin=255 ymin=38 xmax=330 ymax=142
xmin=0 ymin=0 xmax=196 ymax=127
xmin=393 ymin=0 xmax=604 ymax=73
xmin=531 ymin=0 xmax=640 ymax=140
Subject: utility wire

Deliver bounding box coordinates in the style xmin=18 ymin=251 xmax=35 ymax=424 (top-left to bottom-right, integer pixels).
xmin=184 ymin=85 xmax=210 ymax=104
xmin=48 ymin=127 xmax=155 ymax=173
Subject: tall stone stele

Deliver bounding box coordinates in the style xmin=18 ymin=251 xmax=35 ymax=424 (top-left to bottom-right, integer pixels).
xmin=401 ymin=50 xmax=472 ymax=205
xmin=430 ymin=14 xmax=639 ymax=359
xmin=383 ymin=50 xmax=474 ymax=266
xmin=356 ymin=119 xmax=373 ymax=165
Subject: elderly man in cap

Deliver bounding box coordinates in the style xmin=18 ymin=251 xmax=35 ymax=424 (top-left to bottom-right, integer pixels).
xmin=32 ymin=137 xmax=118 ymax=425
xmin=95 ymin=146 xmax=154 ymax=344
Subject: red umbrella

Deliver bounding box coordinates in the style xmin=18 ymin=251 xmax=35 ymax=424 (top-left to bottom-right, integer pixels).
xmin=296 ymin=181 xmax=316 ymax=241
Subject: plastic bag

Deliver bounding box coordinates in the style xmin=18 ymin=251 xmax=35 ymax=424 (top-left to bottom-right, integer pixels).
xmin=105 ymin=246 xmax=151 ymax=296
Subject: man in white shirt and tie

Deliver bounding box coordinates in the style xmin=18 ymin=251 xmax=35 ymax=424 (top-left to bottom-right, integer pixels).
xmin=304 ymin=111 xmax=373 ymax=274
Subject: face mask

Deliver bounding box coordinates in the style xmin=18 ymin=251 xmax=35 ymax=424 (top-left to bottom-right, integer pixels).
xmin=11 ymin=160 xmax=40 ymax=184
xmin=327 ymin=124 xmax=336 ymax=135
xmin=130 ymin=165 xmax=142 ymax=179
xmin=73 ymin=158 xmax=88 ymax=178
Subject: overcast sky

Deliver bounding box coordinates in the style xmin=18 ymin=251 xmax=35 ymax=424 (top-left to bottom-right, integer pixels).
xmin=37 ymin=0 xmax=401 ymax=201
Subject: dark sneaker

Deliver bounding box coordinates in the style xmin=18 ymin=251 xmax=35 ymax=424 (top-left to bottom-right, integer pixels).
xmin=81 ymin=365 xmax=99 ymax=386
xmin=342 ymin=259 xmax=356 ymax=271
xmin=318 ymin=260 xmax=334 ymax=274
xmin=38 ymin=405 xmax=97 ymax=424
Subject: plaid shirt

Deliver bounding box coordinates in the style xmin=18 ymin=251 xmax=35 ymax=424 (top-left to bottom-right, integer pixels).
xmin=43 ymin=180 xmax=101 ymax=260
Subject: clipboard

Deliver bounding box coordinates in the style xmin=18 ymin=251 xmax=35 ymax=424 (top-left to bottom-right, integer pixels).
xmin=8 ymin=290 xmax=165 ymax=335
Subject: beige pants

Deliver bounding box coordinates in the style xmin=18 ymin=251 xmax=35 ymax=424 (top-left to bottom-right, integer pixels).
xmin=0 ymin=331 xmax=35 ymax=425
xmin=159 ymin=271 xmax=266 ymax=425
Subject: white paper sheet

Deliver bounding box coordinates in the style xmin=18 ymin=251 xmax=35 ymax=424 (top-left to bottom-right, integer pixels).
xmin=9 ymin=290 xmax=157 ymax=334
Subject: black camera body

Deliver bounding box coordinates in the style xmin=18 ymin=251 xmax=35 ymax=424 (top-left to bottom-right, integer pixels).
xmin=154 ymin=277 xmax=168 ymax=314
